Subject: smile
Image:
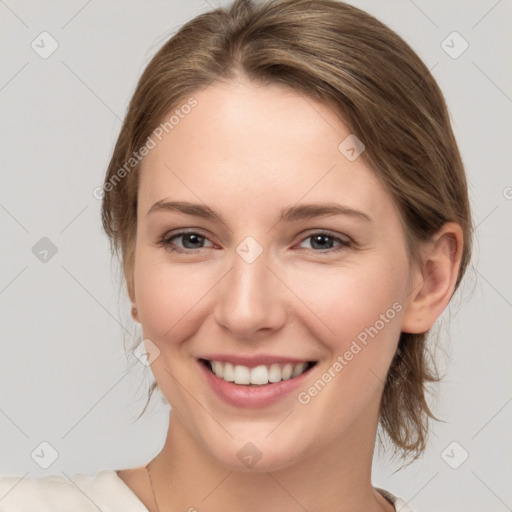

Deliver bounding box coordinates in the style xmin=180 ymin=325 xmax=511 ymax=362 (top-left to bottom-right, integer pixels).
xmin=197 ymin=357 xmax=318 ymax=408
xmin=200 ymin=359 xmax=317 ymax=386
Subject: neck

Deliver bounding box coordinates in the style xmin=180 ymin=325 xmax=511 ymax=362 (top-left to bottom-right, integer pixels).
xmin=147 ymin=402 xmax=393 ymax=512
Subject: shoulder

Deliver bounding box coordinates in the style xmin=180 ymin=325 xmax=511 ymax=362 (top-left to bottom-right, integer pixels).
xmin=0 ymin=469 xmax=148 ymax=512
xmin=375 ymin=487 xmax=414 ymax=512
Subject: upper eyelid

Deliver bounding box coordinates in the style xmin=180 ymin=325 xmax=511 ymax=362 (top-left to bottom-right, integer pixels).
xmin=164 ymin=229 xmax=214 ymax=242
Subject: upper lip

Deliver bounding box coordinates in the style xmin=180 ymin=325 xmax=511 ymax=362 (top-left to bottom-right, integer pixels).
xmin=199 ymin=354 xmax=315 ymax=368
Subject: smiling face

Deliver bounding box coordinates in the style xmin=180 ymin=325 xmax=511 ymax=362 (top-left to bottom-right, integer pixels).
xmin=131 ymin=79 xmax=418 ymax=471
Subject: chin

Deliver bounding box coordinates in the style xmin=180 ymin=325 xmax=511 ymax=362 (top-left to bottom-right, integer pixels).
xmin=204 ymin=433 xmax=309 ymax=473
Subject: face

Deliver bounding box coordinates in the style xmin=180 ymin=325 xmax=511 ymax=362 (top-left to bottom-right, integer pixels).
xmin=132 ymin=79 xmax=417 ymax=472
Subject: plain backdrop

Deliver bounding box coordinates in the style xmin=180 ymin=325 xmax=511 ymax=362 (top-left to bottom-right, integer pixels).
xmin=1 ymin=1 xmax=511 ymax=511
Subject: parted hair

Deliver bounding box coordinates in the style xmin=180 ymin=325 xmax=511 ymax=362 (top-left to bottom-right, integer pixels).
xmin=101 ymin=0 xmax=472 ymax=459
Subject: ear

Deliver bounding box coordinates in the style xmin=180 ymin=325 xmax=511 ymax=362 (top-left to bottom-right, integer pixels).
xmin=124 ymin=255 xmax=139 ymax=322
xmin=401 ymin=222 xmax=464 ymax=334
xmin=127 ymin=275 xmax=140 ymax=323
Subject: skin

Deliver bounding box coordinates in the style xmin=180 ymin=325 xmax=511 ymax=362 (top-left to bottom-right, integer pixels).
xmin=117 ymin=78 xmax=463 ymax=512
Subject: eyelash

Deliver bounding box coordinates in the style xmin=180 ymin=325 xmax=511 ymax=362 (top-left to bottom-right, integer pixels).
xmin=156 ymin=230 xmax=353 ymax=255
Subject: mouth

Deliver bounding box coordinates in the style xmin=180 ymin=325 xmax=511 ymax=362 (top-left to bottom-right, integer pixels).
xmin=198 ymin=358 xmax=318 ymax=386
xmin=197 ymin=354 xmax=320 ymax=408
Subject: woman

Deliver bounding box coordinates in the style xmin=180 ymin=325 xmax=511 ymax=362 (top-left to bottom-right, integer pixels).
xmin=0 ymin=0 xmax=471 ymax=510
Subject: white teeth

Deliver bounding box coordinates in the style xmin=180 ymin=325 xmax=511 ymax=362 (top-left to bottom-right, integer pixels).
xmin=281 ymin=363 xmax=293 ymax=380
xmin=234 ymin=365 xmax=251 ymax=384
xmin=211 ymin=361 xmax=223 ymax=378
xmin=268 ymin=363 xmax=281 ymax=383
xmin=207 ymin=360 xmax=312 ymax=385
xmin=223 ymin=362 xmax=235 ymax=382
xmin=250 ymin=365 xmax=269 ymax=385
xmin=291 ymin=362 xmax=307 ymax=378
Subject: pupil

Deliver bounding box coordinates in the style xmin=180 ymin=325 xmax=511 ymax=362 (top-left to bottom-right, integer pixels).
xmin=183 ymin=234 xmax=203 ymax=249
xmin=311 ymin=234 xmax=333 ymax=250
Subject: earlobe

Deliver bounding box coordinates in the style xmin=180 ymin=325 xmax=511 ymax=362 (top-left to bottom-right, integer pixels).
xmin=401 ymin=222 xmax=463 ymax=334
xmin=131 ymin=303 xmax=140 ymax=323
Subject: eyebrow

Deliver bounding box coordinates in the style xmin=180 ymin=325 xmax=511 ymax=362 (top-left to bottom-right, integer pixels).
xmin=147 ymin=200 xmax=372 ymax=223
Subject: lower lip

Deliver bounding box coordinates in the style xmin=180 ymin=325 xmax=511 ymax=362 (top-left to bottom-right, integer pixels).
xmin=198 ymin=359 xmax=315 ymax=408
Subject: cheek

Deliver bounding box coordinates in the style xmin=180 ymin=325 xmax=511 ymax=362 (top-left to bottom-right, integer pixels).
xmin=295 ymin=253 xmax=408 ymax=382
xmin=133 ymin=250 xmax=217 ymax=342
xmin=290 ymin=264 xmax=407 ymax=430
xmin=297 ymin=255 xmax=407 ymax=337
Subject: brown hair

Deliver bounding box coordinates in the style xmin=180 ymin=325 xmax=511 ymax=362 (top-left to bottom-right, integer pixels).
xmin=101 ymin=0 xmax=472 ymax=459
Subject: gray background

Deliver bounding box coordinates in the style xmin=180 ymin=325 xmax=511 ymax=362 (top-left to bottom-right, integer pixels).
xmin=1 ymin=1 xmax=511 ymax=511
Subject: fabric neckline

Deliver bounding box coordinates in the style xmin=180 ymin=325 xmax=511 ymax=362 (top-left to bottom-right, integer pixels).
xmin=110 ymin=469 xmax=410 ymax=511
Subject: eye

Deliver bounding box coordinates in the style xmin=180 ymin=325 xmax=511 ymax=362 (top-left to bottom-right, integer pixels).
xmin=158 ymin=231 xmax=214 ymax=253
xmin=297 ymin=231 xmax=352 ymax=253
xmin=157 ymin=230 xmax=353 ymax=255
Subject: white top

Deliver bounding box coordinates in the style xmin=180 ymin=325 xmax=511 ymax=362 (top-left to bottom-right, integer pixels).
xmin=0 ymin=470 xmax=413 ymax=511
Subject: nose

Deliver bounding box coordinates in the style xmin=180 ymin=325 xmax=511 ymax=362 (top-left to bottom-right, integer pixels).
xmin=213 ymin=242 xmax=287 ymax=340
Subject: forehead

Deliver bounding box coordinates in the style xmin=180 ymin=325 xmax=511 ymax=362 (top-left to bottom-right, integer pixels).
xmin=138 ymin=80 xmax=396 ymax=223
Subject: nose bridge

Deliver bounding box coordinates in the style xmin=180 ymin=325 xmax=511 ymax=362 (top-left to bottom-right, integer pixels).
xmin=214 ymin=236 xmax=285 ymax=337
